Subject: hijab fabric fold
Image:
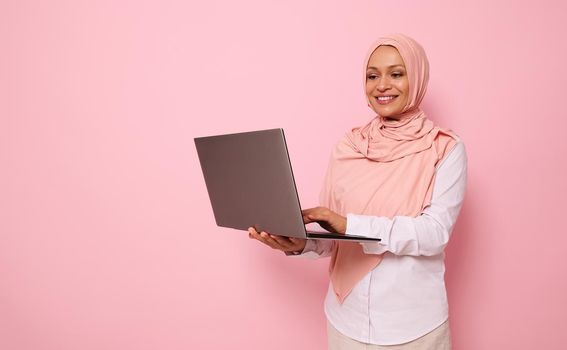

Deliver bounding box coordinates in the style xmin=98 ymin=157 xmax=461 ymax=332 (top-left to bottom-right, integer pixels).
xmin=321 ymin=34 xmax=458 ymax=304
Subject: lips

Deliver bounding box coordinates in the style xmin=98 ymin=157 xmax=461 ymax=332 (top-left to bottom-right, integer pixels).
xmin=374 ymin=95 xmax=398 ymax=105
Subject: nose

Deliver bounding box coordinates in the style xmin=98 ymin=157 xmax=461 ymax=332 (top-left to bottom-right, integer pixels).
xmin=376 ymin=77 xmax=391 ymax=92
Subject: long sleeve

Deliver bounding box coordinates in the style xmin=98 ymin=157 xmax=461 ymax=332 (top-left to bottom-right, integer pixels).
xmin=347 ymin=141 xmax=467 ymax=256
xmin=287 ymin=238 xmax=334 ymax=259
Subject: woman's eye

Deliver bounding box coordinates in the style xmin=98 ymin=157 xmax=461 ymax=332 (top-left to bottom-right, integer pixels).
xmin=391 ymin=72 xmax=404 ymax=78
xmin=366 ymin=75 xmax=378 ymax=80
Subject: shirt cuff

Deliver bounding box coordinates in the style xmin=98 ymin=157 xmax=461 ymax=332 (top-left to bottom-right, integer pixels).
xmin=346 ymin=213 xmax=390 ymax=255
xmin=285 ymin=239 xmax=322 ymax=258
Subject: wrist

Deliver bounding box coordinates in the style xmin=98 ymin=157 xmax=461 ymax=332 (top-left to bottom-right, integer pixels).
xmin=286 ymin=248 xmax=303 ymax=255
xmin=338 ymin=215 xmax=347 ymax=234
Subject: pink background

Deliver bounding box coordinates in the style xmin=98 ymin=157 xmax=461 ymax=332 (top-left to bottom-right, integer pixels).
xmin=1 ymin=0 xmax=566 ymax=349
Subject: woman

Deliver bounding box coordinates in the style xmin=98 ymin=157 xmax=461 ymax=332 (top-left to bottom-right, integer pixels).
xmin=248 ymin=34 xmax=467 ymax=350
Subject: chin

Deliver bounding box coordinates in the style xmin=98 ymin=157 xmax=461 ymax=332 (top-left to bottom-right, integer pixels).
xmin=371 ymin=103 xmax=403 ymax=119
xmin=374 ymin=106 xmax=403 ymax=119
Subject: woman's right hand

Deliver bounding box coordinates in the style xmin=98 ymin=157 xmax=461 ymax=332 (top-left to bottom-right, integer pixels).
xmin=248 ymin=227 xmax=307 ymax=254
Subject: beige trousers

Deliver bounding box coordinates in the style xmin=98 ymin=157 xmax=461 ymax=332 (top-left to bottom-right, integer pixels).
xmin=327 ymin=320 xmax=451 ymax=350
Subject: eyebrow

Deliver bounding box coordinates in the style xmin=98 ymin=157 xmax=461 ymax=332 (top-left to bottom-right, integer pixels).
xmin=367 ymin=64 xmax=406 ymax=70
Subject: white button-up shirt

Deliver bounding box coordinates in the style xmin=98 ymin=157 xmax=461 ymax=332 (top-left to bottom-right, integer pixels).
xmin=297 ymin=141 xmax=467 ymax=345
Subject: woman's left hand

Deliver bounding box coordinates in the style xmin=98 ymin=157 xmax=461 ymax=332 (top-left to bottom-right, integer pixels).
xmin=302 ymin=207 xmax=347 ymax=234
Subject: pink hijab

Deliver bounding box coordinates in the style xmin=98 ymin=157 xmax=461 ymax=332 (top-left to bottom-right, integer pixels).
xmin=321 ymin=34 xmax=458 ymax=303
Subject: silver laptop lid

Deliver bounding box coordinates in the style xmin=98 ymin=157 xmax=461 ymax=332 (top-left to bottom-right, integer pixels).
xmin=194 ymin=128 xmax=307 ymax=238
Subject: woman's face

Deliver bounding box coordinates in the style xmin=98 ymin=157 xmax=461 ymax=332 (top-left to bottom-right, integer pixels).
xmin=365 ymin=45 xmax=409 ymax=118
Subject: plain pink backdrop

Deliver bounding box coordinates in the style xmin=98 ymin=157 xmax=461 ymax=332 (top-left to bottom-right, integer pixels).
xmin=1 ymin=0 xmax=566 ymax=349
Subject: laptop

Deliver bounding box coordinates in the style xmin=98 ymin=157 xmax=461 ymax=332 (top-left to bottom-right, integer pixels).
xmin=194 ymin=128 xmax=381 ymax=242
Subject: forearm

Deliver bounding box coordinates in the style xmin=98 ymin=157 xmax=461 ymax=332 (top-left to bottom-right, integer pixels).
xmin=347 ymin=212 xmax=455 ymax=256
xmin=286 ymin=239 xmax=334 ymax=258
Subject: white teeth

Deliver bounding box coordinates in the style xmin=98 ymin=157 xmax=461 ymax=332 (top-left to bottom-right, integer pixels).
xmin=377 ymin=96 xmax=395 ymax=101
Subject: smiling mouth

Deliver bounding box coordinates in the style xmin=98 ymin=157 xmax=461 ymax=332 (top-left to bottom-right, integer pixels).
xmin=375 ymin=95 xmax=398 ymax=105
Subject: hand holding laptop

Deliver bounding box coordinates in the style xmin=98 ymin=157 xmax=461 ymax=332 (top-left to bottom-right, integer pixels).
xmin=248 ymin=227 xmax=306 ymax=253
xmin=248 ymin=206 xmax=347 ymax=253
